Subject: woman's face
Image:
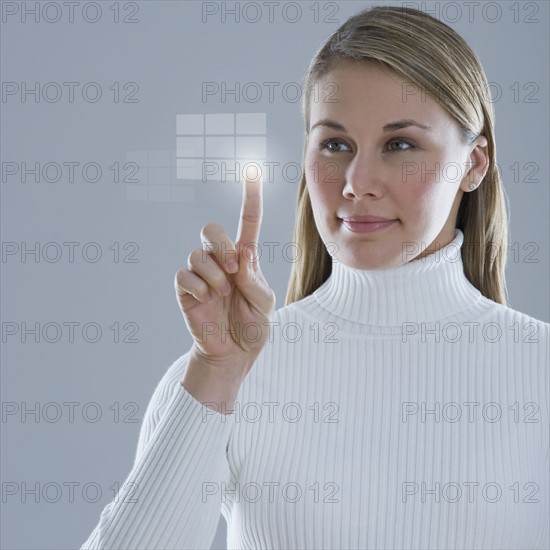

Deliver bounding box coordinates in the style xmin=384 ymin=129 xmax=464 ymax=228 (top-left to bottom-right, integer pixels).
xmin=304 ymin=60 xmax=488 ymax=270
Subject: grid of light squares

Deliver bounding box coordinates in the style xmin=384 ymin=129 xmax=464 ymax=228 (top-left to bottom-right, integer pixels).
xmin=176 ymin=113 xmax=267 ymax=182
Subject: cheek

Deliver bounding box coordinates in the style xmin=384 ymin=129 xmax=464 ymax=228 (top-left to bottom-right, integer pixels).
xmin=398 ymin=181 xmax=456 ymax=228
xmin=398 ymin=171 xmax=440 ymax=211
xmin=307 ymin=176 xmax=338 ymax=220
xmin=305 ymin=150 xmax=343 ymax=207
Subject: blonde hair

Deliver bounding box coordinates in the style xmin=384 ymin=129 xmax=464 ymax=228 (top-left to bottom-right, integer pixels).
xmin=285 ymin=5 xmax=509 ymax=307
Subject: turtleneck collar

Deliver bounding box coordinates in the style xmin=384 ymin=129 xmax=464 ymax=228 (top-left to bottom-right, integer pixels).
xmin=312 ymin=228 xmax=486 ymax=327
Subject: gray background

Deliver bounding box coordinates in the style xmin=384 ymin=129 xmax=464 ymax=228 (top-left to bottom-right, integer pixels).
xmin=1 ymin=1 xmax=548 ymax=548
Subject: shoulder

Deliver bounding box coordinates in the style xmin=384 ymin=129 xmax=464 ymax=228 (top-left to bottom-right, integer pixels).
xmin=485 ymin=301 xmax=549 ymax=415
xmin=481 ymin=298 xmax=549 ymax=345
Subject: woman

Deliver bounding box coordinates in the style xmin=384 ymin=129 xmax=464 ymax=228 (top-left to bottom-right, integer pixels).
xmin=81 ymin=5 xmax=549 ymax=549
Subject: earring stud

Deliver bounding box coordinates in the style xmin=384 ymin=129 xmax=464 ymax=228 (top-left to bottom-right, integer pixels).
xmin=468 ymin=183 xmax=476 ymax=191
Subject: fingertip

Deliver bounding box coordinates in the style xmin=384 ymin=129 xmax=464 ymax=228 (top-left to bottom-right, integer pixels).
xmin=245 ymin=162 xmax=262 ymax=184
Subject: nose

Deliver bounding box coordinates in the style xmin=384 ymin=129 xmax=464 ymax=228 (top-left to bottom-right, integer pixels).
xmin=341 ymin=151 xmax=385 ymax=199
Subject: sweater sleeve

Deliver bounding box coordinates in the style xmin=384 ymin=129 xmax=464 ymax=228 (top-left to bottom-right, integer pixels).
xmin=80 ymin=350 xmax=236 ymax=550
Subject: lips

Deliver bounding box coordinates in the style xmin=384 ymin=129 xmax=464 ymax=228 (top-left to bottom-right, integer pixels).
xmin=340 ymin=218 xmax=397 ymax=234
xmin=340 ymin=215 xmax=396 ymax=223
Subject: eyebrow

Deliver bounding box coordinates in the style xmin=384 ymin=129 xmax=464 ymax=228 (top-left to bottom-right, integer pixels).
xmin=310 ymin=118 xmax=432 ymax=133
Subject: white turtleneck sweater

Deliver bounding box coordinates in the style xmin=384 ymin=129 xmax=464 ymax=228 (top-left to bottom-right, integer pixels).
xmin=81 ymin=228 xmax=549 ymax=550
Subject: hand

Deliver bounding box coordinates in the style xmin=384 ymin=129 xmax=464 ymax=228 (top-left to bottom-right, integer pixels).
xmin=174 ymin=167 xmax=276 ymax=372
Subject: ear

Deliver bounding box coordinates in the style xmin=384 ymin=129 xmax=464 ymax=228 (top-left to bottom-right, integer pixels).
xmin=461 ymin=135 xmax=489 ymax=192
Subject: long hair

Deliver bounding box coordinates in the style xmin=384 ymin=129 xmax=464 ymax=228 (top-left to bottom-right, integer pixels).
xmin=285 ymin=5 xmax=509 ymax=306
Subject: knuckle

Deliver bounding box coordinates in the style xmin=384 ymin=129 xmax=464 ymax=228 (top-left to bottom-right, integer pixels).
xmin=175 ymin=268 xmax=186 ymax=282
xmin=224 ymin=248 xmax=238 ymax=263
xmin=241 ymin=213 xmax=261 ymax=224
xmin=197 ymin=282 xmax=210 ymax=299
xmin=174 ymin=271 xmax=188 ymax=294
xmin=201 ymin=221 xmax=223 ymax=238
xmin=213 ymin=273 xmax=228 ymax=289
xmin=187 ymin=248 xmax=204 ymax=266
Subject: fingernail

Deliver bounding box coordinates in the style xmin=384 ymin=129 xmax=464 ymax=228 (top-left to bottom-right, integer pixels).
xmin=228 ymin=260 xmax=238 ymax=272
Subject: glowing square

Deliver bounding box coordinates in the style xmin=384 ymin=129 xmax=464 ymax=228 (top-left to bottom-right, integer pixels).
xmin=177 ymin=136 xmax=204 ymax=157
xmin=177 ymin=114 xmax=204 ymax=135
xmin=205 ymin=137 xmax=234 ymax=158
xmin=177 ymin=158 xmax=204 ymax=180
xmin=206 ymin=114 xmax=234 ymax=134
xmin=236 ymin=136 xmax=266 ymax=158
xmin=236 ymin=113 xmax=266 ymax=134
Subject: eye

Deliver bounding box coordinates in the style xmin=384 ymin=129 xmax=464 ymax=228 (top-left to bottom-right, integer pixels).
xmin=318 ymin=138 xmax=352 ymax=154
xmin=386 ymin=139 xmax=414 ymax=153
xmin=318 ymin=138 xmax=415 ymax=154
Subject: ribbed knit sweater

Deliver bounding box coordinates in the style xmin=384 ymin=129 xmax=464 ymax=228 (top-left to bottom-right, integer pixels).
xmin=81 ymin=228 xmax=549 ymax=550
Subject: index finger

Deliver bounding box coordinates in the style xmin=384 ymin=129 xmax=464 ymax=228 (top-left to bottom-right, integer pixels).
xmin=235 ymin=164 xmax=263 ymax=260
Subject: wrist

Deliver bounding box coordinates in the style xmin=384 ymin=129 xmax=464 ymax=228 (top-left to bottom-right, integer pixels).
xmin=180 ymin=352 xmax=251 ymax=413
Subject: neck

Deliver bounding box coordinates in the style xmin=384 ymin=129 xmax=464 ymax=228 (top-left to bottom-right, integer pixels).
xmin=312 ymin=228 xmax=485 ymax=326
